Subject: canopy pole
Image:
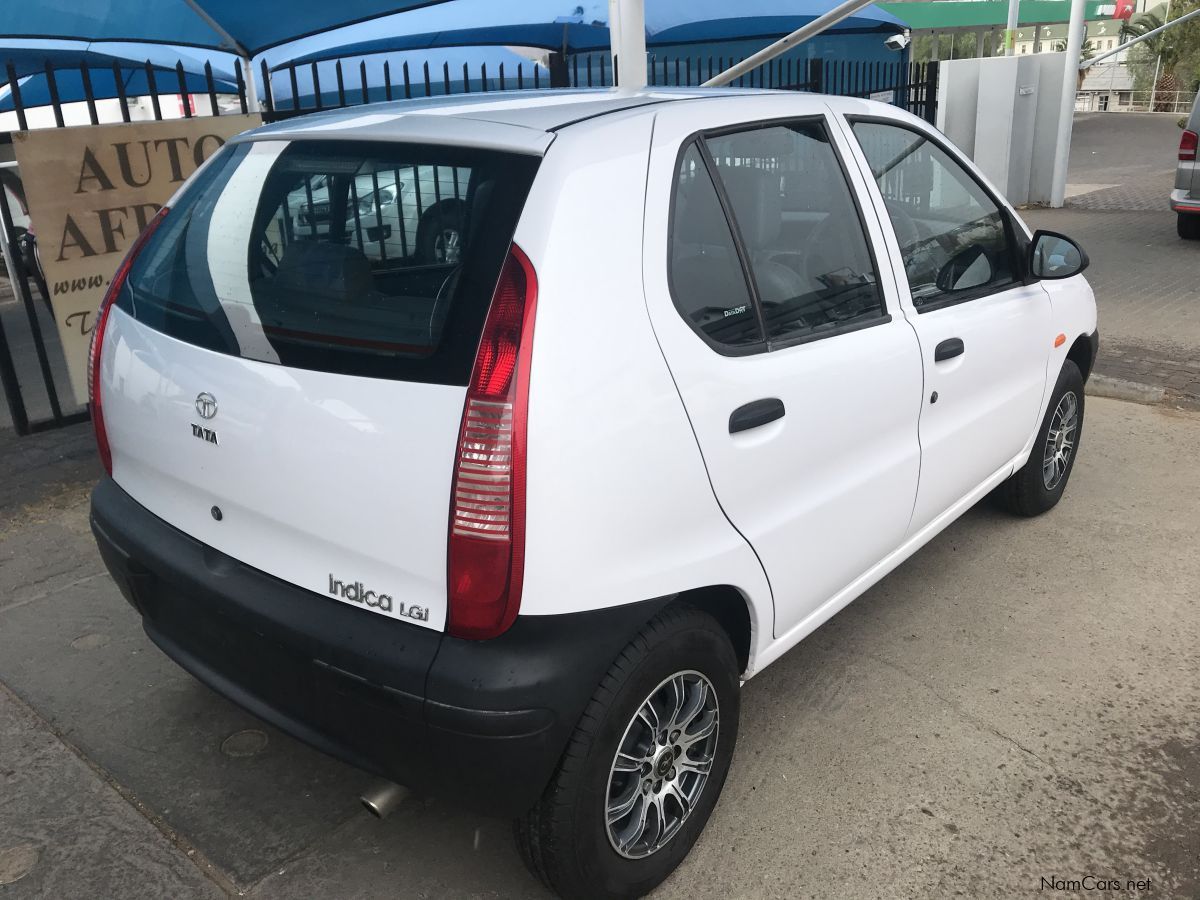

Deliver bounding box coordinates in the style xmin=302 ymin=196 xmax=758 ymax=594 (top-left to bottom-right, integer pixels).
xmin=609 ymin=0 xmax=647 ymax=89
xmin=241 ymin=57 xmax=261 ymax=112
xmin=1050 ymin=0 xmax=1087 ymax=207
xmin=703 ymin=0 xmax=880 ymax=86
xmin=181 ymin=0 xmax=260 ymax=112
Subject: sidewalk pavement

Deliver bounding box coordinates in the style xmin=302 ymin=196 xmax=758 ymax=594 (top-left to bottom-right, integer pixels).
xmin=1025 ymin=112 xmax=1200 ymax=410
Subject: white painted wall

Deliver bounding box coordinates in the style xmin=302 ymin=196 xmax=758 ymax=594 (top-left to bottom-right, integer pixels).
xmin=936 ymin=52 xmax=1068 ymax=207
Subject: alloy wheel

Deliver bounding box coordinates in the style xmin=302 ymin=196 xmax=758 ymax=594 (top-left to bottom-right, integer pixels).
xmin=1043 ymin=391 xmax=1079 ymax=490
xmin=605 ymin=670 xmax=720 ymax=859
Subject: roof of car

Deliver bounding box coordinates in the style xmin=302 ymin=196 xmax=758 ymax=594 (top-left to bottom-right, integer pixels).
xmin=236 ymin=87 xmax=785 ymax=154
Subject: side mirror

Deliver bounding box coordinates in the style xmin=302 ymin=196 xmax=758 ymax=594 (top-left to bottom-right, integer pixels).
xmin=1029 ymin=230 xmax=1089 ymax=280
xmin=935 ymin=244 xmax=993 ymax=293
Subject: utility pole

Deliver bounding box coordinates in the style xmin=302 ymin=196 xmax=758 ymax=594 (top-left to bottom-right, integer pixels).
xmin=1150 ymin=0 xmax=1172 ymax=111
xmin=1005 ymin=0 xmax=1020 ymax=56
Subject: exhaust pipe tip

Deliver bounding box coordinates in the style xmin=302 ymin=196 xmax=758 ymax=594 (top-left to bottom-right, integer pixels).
xmin=360 ymin=780 xmax=409 ymax=819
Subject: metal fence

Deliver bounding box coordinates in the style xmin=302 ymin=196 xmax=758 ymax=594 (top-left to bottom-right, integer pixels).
xmin=1075 ymin=89 xmax=1197 ymax=114
xmin=258 ymin=55 xmax=938 ymax=126
xmin=1 ymin=53 xmax=937 ymax=436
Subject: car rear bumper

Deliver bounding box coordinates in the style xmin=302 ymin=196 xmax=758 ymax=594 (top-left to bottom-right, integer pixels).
xmin=90 ymin=477 xmax=667 ymax=816
xmin=1170 ymin=189 xmax=1200 ymax=213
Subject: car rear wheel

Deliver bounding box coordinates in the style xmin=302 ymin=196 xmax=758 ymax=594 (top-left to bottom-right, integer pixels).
xmin=993 ymin=359 xmax=1085 ymax=517
xmin=416 ymin=199 xmax=467 ymax=264
xmin=515 ymin=605 xmax=740 ymax=900
xmin=1177 ymin=213 xmax=1200 ymax=240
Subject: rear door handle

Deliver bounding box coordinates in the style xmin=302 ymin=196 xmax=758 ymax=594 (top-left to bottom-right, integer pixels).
xmin=729 ymin=398 xmax=785 ymax=434
xmin=934 ymin=338 xmax=965 ymax=362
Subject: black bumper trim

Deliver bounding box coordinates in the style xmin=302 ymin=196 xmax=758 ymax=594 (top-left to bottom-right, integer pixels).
xmin=90 ymin=478 xmax=669 ymax=815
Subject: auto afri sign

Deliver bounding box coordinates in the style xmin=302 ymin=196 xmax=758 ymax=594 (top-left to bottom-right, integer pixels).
xmin=12 ymin=114 xmax=260 ymax=405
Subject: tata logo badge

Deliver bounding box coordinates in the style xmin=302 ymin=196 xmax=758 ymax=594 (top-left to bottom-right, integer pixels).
xmin=195 ymin=392 xmax=218 ymax=419
xmin=192 ymin=392 xmax=219 ymax=445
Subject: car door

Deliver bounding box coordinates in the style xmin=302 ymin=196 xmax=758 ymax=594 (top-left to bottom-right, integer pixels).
xmin=642 ymin=99 xmax=923 ymax=640
xmin=839 ymin=114 xmax=1053 ymax=533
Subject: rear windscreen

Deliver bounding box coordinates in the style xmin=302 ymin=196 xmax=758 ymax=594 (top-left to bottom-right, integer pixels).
xmin=118 ymin=139 xmax=540 ymax=385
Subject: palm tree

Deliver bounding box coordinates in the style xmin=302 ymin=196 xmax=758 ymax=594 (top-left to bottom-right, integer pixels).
xmin=1121 ymin=12 xmax=1180 ymax=108
xmin=1054 ymin=39 xmax=1096 ymax=88
xmin=1120 ymin=12 xmax=1168 ymax=56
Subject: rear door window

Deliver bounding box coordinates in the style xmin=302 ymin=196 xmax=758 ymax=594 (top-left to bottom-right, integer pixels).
xmin=119 ymin=140 xmax=539 ymax=385
xmin=668 ymin=119 xmax=886 ymax=353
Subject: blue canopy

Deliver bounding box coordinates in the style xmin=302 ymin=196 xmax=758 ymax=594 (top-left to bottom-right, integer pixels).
xmin=278 ymin=24 xmax=612 ymax=67
xmin=0 ymin=0 xmax=457 ymax=57
xmin=271 ymin=0 xmax=905 ymax=69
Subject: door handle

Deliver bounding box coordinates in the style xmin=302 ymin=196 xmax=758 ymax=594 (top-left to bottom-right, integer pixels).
xmin=934 ymin=338 xmax=965 ymax=362
xmin=729 ymin=398 xmax=785 ymax=434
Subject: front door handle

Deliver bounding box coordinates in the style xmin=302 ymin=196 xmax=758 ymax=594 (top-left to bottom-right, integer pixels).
xmin=934 ymin=338 xmax=965 ymax=362
xmin=729 ymin=398 xmax=785 ymax=434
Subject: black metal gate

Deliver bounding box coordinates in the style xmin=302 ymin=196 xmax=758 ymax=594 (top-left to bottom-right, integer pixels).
xmin=0 ymin=53 xmax=936 ymax=436
xmin=0 ymin=59 xmax=253 ymax=435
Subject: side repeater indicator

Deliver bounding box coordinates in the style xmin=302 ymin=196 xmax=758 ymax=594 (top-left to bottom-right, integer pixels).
xmin=1054 ymin=333 xmax=1067 ymax=348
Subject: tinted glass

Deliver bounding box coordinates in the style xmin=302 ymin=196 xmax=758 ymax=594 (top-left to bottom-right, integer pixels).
xmin=669 ymin=144 xmax=762 ymax=348
xmin=705 ymin=122 xmax=885 ymax=343
xmin=851 ymin=121 xmax=1014 ymax=309
xmin=119 ymin=140 xmax=539 ymax=385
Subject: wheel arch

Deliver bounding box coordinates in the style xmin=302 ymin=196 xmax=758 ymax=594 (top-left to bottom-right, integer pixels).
xmin=1066 ymin=333 xmax=1096 ymax=382
xmin=666 ymin=584 xmax=755 ymax=676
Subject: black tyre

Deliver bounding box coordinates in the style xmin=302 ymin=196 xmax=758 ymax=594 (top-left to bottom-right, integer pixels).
xmin=1177 ymin=213 xmax=1200 ymax=240
xmin=515 ymin=605 xmax=740 ymax=900
xmin=415 ymin=199 xmax=466 ymax=264
xmin=993 ymin=360 xmax=1085 ymax=517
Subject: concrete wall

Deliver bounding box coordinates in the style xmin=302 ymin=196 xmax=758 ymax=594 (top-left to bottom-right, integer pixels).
xmin=936 ymin=52 xmax=1067 ymax=206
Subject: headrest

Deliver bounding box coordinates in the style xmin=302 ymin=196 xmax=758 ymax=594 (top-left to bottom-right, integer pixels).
xmin=674 ymin=166 xmax=783 ymax=250
xmin=675 ymin=172 xmax=732 ymax=248
xmin=273 ymin=240 xmax=373 ymax=303
xmin=711 ymin=166 xmax=783 ymax=249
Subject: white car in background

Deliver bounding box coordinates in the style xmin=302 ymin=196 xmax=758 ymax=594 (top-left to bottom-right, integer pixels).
xmin=89 ymin=88 xmax=1097 ymax=899
xmin=285 ymin=166 xmax=468 ymax=263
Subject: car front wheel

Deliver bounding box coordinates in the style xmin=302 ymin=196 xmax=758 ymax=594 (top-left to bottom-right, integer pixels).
xmin=994 ymin=359 xmax=1085 ymax=517
xmin=515 ymin=605 xmax=740 ymax=900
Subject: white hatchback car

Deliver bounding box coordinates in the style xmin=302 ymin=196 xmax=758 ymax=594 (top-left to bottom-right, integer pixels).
xmin=89 ymin=88 xmax=1097 ymax=899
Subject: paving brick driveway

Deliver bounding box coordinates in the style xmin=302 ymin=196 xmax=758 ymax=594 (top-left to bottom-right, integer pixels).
xmin=1024 ymin=113 xmax=1200 ymax=406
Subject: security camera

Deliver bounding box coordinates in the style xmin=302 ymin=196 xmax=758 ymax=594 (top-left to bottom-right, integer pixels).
xmin=884 ymin=32 xmax=911 ymax=51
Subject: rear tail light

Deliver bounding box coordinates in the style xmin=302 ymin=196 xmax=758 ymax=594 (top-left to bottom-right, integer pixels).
xmin=89 ymin=206 xmax=169 ymax=476
xmin=1180 ymin=130 xmax=1197 ymax=161
xmin=447 ymin=243 xmax=537 ymax=640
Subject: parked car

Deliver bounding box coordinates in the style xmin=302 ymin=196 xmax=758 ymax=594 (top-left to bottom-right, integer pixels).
xmin=286 ymin=167 xmax=468 ymax=263
xmin=89 ymin=89 xmax=1097 ymax=900
xmin=1172 ymin=93 xmax=1200 ymax=238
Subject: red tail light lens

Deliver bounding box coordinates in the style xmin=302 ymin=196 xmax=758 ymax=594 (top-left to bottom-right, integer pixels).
xmin=1180 ymin=130 xmax=1197 ymax=161
xmin=89 ymin=206 xmax=169 ymax=476
xmin=447 ymin=243 xmax=537 ymax=640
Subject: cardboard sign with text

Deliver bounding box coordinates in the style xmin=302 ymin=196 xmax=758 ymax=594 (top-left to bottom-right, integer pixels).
xmin=12 ymin=114 xmax=261 ymax=405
